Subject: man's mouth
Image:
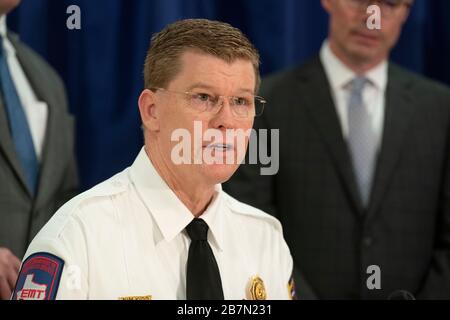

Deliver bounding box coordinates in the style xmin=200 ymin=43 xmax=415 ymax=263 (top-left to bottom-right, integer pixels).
xmin=352 ymin=30 xmax=380 ymax=42
xmin=204 ymin=143 xmax=234 ymax=151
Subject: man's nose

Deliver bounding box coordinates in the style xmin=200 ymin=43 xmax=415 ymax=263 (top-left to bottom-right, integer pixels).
xmin=211 ymin=97 xmax=236 ymax=129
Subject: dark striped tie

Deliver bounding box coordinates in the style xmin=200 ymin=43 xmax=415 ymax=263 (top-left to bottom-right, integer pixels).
xmin=347 ymin=77 xmax=376 ymax=207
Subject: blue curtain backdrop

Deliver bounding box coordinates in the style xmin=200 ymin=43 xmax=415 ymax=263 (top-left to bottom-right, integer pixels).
xmin=7 ymin=0 xmax=450 ymax=190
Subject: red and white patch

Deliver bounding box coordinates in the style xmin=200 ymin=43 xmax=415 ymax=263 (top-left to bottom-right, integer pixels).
xmin=16 ymin=274 xmax=48 ymax=300
xmin=12 ymin=252 xmax=65 ymax=300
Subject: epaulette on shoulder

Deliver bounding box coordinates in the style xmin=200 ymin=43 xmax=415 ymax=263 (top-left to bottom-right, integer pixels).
xmin=222 ymin=192 xmax=282 ymax=233
xmin=54 ymin=170 xmax=130 ymax=219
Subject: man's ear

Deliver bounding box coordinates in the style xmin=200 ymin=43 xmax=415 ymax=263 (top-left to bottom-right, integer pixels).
xmin=401 ymin=3 xmax=412 ymax=24
xmin=138 ymin=89 xmax=160 ymax=132
xmin=321 ymin=0 xmax=332 ymax=14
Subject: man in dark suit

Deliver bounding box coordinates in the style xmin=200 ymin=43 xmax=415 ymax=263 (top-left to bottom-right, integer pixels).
xmin=225 ymin=0 xmax=450 ymax=299
xmin=0 ymin=0 xmax=78 ymax=299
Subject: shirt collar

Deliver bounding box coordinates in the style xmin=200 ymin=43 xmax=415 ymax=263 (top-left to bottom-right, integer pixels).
xmin=0 ymin=15 xmax=7 ymax=38
xmin=197 ymin=184 xmax=224 ymax=251
xmin=0 ymin=15 xmax=16 ymax=56
xmin=320 ymin=39 xmax=388 ymax=91
xmin=129 ymin=147 xmax=225 ymax=251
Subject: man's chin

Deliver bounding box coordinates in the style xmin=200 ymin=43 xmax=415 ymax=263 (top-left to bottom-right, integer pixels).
xmin=347 ymin=45 xmax=384 ymax=65
xmin=201 ymin=164 xmax=238 ymax=185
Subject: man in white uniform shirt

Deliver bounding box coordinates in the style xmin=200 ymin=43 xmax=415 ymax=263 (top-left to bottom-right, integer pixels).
xmin=12 ymin=19 xmax=295 ymax=300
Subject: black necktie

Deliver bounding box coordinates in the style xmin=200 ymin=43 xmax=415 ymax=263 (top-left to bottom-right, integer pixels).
xmin=186 ymin=218 xmax=224 ymax=300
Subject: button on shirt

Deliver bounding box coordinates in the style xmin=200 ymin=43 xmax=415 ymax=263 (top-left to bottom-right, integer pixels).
xmin=320 ymin=40 xmax=388 ymax=151
xmin=20 ymin=148 xmax=293 ymax=300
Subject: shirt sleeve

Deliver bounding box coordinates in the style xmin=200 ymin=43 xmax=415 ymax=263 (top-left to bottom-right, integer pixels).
xmin=280 ymin=231 xmax=295 ymax=300
xmin=12 ymin=213 xmax=89 ymax=300
xmin=267 ymin=219 xmax=294 ymax=300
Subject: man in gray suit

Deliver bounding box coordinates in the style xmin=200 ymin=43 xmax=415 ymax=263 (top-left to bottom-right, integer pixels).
xmin=225 ymin=0 xmax=450 ymax=299
xmin=0 ymin=0 xmax=78 ymax=299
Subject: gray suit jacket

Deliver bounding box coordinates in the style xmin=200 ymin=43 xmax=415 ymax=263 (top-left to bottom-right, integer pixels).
xmin=225 ymin=56 xmax=450 ymax=299
xmin=0 ymin=33 xmax=78 ymax=259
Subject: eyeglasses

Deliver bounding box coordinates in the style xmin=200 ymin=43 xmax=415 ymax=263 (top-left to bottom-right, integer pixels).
xmin=151 ymin=87 xmax=266 ymax=118
xmin=343 ymin=0 xmax=412 ymax=17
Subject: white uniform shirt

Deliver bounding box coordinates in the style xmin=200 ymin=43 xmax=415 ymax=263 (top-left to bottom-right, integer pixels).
xmin=14 ymin=148 xmax=294 ymax=300
xmin=320 ymin=40 xmax=388 ymax=151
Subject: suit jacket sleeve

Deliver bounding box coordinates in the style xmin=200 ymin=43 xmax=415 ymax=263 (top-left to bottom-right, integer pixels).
xmin=417 ymin=91 xmax=450 ymax=299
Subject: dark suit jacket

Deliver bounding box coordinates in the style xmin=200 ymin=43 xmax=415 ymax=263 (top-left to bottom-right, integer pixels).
xmin=224 ymin=56 xmax=450 ymax=299
xmin=0 ymin=33 xmax=78 ymax=259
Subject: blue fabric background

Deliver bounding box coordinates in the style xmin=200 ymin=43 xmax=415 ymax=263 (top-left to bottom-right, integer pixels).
xmin=7 ymin=0 xmax=450 ymax=189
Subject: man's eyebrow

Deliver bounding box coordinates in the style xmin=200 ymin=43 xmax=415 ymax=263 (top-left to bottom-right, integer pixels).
xmin=186 ymin=83 xmax=215 ymax=91
xmin=237 ymin=88 xmax=255 ymax=95
xmin=186 ymin=83 xmax=255 ymax=95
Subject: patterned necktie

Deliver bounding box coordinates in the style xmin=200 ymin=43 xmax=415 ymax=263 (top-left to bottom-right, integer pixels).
xmin=347 ymin=77 xmax=377 ymax=207
xmin=186 ymin=218 xmax=224 ymax=300
xmin=0 ymin=38 xmax=38 ymax=195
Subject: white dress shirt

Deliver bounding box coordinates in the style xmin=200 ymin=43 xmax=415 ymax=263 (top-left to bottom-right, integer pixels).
xmin=320 ymin=40 xmax=388 ymax=151
xmin=0 ymin=15 xmax=48 ymax=160
xmin=16 ymin=148 xmax=293 ymax=300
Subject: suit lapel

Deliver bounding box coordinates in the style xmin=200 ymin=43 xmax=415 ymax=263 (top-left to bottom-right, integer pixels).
xmin=1 ymin=33 xmax=37 ymax=197
xmin=367 ymin=65 xmax=414 ymax=219
xmin=9 ymin=32 xmax=63 ymax=208
xmin=300 ymin=58 xmax=365 ymax=215
xmin=0 ymin=91 xmax=31 ymax=195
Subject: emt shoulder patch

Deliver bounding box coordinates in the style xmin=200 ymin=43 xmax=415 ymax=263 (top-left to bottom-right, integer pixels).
xmin=12 ymin=252 xmax=65 ymax=300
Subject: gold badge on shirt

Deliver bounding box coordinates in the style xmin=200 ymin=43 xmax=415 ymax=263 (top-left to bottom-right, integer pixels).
xmin=246 ymin=276 xmax=266 ymax=300
xmin=119 ymin=295 xmax=152 ymax=300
